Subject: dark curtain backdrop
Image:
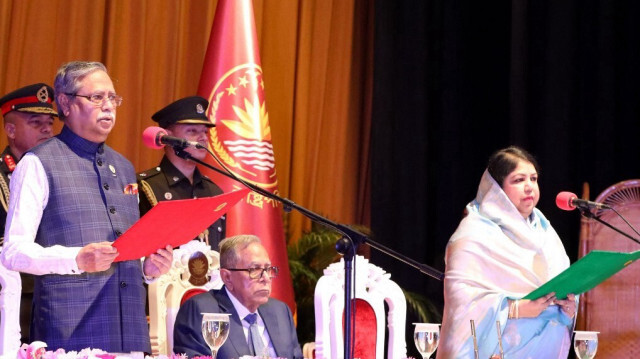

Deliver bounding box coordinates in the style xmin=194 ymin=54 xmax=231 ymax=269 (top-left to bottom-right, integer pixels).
xmin=371 ymin=1 xmax=640 ymax=356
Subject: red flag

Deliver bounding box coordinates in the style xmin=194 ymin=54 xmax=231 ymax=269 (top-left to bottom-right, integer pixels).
xmin=197 ymin=0 xmax=296 ymax=312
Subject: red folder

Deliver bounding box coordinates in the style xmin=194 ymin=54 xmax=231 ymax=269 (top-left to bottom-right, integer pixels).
xmin=112 ymin=188 xmax=249 ymax=262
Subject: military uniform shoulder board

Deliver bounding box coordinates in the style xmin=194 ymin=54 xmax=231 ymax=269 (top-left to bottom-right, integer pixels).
xmin=136 ymin=166 xmax=162 ymax=181
xmin=137 ymin=167 xmax=163 ymax=207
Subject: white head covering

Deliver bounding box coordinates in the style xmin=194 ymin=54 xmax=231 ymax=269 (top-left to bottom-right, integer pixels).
xmin=437 ymin=170 xmax=570 ymax=358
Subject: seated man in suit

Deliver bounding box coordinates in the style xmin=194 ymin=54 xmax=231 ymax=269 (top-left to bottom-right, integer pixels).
xmin=173 ymin=234 xmax=303 ymax=359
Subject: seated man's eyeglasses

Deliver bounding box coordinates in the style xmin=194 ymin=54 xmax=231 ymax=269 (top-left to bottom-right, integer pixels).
xmin=65 ymin=92 xmax=123 ymax=107
xmin=224 ymin=266 xmax=279 ymax=279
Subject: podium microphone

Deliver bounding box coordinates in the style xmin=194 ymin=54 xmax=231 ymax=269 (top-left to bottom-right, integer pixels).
xmin=141 ymin=125 xmax=253 ymax=194
xmin=556 ymin=191 xmax=611 ymax=211
xmin=142 ymin=126 xmax=204 ymax=150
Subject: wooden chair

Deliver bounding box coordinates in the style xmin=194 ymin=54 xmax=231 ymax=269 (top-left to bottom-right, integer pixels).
xmin=148 ymin=240 xmax=222 ymax=355
xmin=0 ymin=252 xmax=21 ymax=356
xmin=312 ymin=255 xmax=407 ymax=359
xmin=578 ymin=179 xmax=640 ymax=357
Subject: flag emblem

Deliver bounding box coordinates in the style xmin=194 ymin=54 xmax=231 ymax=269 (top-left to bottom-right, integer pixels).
xmin=206 ymin=63 xmax=277 ymax=189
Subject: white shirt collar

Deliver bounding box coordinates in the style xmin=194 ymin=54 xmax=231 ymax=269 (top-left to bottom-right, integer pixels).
xmin=224 ymin=286 xmax=254 ymax=320
xmin=224 ymin=286 xmax=276 ymax=357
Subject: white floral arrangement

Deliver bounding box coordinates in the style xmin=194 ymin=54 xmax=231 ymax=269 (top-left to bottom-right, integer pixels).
xmin=17 ymin=342 xmax=188 ymax=359
xmin=16 ymin=342 xmax=291 ymax=359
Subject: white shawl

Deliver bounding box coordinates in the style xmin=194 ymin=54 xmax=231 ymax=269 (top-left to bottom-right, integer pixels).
xmin=437 ymin=170 xmax=571 ymax=358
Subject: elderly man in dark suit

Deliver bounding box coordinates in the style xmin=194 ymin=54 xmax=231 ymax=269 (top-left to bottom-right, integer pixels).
xmin=1 ymin=61 xmax=173 ymax=353
xmin=173 ymin=234 xmax=303 ymax=358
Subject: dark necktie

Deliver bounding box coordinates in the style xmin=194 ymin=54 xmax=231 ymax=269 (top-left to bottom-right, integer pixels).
xmin=244 ymin=313 xmax=266 ymax=356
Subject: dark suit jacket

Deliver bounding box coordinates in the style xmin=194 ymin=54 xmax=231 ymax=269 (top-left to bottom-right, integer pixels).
xmin=173 ymin=287 xmax=303 ymax=359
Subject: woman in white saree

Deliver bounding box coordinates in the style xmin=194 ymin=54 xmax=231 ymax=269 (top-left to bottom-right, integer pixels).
xmin=437 ymin=146 xmax=577 ymax=359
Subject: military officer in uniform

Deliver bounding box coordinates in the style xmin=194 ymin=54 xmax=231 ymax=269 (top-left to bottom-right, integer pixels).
xmin=0 ymin=83 xmax=56 ymax=343
xmin=138 ymin=96 xmax=226 ymax=250
xmin=0 ymin=83 xmax=56 ymax=241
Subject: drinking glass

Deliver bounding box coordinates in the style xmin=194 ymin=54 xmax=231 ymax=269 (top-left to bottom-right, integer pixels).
xmin=573 ymin=331 xmax=599 ymax=359
xmin=413 ymin=323 xmax=440 ymax=359
xmin=201 ymin=313 xmax=231 ymax=359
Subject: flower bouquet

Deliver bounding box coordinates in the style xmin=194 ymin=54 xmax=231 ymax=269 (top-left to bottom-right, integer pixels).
xmin=17 ymin=342 xmax=189 ymax=359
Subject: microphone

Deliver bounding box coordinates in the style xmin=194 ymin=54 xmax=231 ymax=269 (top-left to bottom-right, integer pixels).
xmin=556 ymin=191 xmax=611 ymax=211
xmin=142 ymin=126 xmax=204 ymax=150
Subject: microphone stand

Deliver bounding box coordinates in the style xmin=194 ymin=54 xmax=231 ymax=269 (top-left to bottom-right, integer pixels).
xmin=578 ymin=208 xmax=640 ymax=245
xmin=172 ymin=147 xmax=444 ymax=359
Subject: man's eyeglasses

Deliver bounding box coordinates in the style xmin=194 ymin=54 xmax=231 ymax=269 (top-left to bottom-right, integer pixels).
xmin=65 ymin=93 xmax=123 ymax=107
xmin=224 ymin=266 xmax=279 ymax=279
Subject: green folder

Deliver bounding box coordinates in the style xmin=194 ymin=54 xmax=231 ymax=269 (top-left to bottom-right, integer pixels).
xmin=523 ymin=250 xmax=640 ymax=300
